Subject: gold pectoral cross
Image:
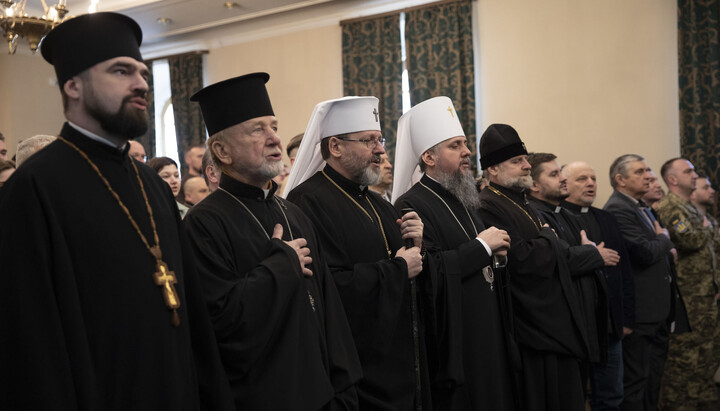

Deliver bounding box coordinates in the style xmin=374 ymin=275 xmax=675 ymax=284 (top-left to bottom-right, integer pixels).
xmin=154 ymin=260 xmax=181 ymax=326
xmin=447 ymin=106 xmax=454 ymax=117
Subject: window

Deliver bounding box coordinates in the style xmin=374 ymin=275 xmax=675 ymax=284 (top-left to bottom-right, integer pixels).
xmin=400 ymin=12 xmax=411 ymax=114
xmin=151 ymin=59 xmax=179 ymax=165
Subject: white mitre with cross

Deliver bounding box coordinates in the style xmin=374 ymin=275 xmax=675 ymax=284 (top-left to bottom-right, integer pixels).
xmin=282 ymin=96 xmax=381 ymax=197
xmin=391 ymin=96 xmax=465 ymax=204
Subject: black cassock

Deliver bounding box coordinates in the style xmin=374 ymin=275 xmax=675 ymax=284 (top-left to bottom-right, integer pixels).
xmin=528 ymin=197 xmax=608 ymax=364
xmin=562 ymin=201 xmax=636 ymax=338
xmin=477 ymin=182 xmax=589 ymax=411
xmin=184 ymin=174 xmax=362 ymax=411
xmin=395 ymin=175 xmax=517 ymax=411
xmin=0 ymin=123 xmax=234 ymax=410
xmin=288 ymin=165 xmax=432 ymax=411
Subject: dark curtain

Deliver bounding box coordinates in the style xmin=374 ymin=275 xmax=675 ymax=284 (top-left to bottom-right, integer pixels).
xmin=136 ymin=65 xmax=155 ymax=159
xmin=342 ymin=14 xmax=404 ymax=162
xmin=405 ymin=0 xmax=477 ymax=167
xmin=678 ymin=0 xmax=720 ymax=218
xmin=168 ymin=53 xmax=206 ymax=176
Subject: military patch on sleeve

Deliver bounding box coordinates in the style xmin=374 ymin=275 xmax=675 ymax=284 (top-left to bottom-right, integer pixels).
xmin=671 ymin=218 xmax=688 ymax=233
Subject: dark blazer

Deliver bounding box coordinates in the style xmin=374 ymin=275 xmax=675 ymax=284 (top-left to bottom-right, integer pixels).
xmin=603 ymin=190 xmax=674 ymax=324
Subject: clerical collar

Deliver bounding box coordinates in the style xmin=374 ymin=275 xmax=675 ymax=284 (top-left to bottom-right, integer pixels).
xmin=219 ymin=173 xmax=278 ymax=201
xmin=323 ymin=164 xmax=368 ymax=196
xmin=528 ymin=196 xmax=562 ymax=213
xmin=562 ymin=200 xmax=591 ymax=214
xmin=67 ymin=121 xmax=127 ymax=151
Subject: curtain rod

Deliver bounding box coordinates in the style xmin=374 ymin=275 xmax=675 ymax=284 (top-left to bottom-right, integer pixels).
xmin=145 ymin=50 xmax=209 ymax=64
xmin=339 ymin=0 xmax=470 ymax=26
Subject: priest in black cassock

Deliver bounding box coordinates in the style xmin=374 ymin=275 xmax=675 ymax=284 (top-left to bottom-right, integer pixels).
xmin=476 ymin=124 xmax=589 ymax=411
xmin=0 ymin=13 xmax=234 ymax=410
xmin=392 ymin=97 xmax=516 ymax=411
xmin=526 ymin=153 xmax=616 ymax=390
xmin=561 ymin=160 xmax=635 ymax=411
xmin=284 ymin=96 xmax=430 ymax=410
xmin=185 ymin=74 xmax=362 ymax=410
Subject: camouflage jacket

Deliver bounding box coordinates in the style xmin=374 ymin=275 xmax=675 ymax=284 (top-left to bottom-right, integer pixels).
xmin=656 ymin=192 xmax=718 ymax=297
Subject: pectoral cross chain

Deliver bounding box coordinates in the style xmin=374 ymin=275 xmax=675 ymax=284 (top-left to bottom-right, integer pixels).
xmin=154 ymin=260 xmax=181 ymax=326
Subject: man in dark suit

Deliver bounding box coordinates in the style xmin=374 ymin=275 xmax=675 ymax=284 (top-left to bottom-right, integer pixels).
xmin=603 ymin=154 xmax=674 ymax=411
xmin=562 ymin=160 xmax=635 ymax=411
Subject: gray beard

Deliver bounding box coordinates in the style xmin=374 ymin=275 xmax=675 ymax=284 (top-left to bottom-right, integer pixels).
xmin=435 ymin=169 xmax=480 ymax=209
xmin=341 ymin=149 xmax=382 ymax=186
xmin=257 ymin=159 xmax=285 ymax=181
xmin=359 ymin=165 xmax=382 ymax=187
xmin=499 ymin=174 xmax=532 ymax=191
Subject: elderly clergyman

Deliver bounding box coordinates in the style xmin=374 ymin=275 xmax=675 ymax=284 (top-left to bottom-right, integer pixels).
xmin=392 ymin=97 xmax=516 ymax=410
xmin=186 ymin=74 xmax=361 ymax=410
xmin=285 ymin=96 xmax=429 ymax=410
xmin=476 ymin=124 xmax=589 ymax=411
xmin=0 ymin=12 xmax=232 ymax=410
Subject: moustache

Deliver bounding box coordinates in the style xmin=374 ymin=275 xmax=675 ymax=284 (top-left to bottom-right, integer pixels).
xmin=123 ymin=92 xmax=148 ymax=105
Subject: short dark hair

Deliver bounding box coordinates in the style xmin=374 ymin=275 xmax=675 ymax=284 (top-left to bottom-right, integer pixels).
xmin=286 ymin=133 xmax=303 ymax=157
xmin=526 ymin=152 xmax=557 ymax=181
xmin=696 ymin=171 xmax=709 ymax=180
xmin=147 ymin=156 xmax=178 ymax=173
xmin=660 ymin=157 xmax=683 ymax=183
xmin=320 ymin=134 xmax=349 ymax=160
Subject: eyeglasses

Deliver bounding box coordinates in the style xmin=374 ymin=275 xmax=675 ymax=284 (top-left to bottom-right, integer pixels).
xmin=339 ymin=136 xmax=386 ymax=149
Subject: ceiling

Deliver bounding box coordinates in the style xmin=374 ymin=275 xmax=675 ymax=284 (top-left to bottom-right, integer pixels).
xmin=13 ymin=0 xmax=435 ymax=55
xmin=21 ymin=0 xmax=340 ymax=43
xmin=108 ymin=0 xmax=338 ymax=43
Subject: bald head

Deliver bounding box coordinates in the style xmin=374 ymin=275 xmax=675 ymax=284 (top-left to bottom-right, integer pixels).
xmin=660 ymin=158 xmax=697 ymax=200
xmin=183 ymin=176 xmax=209 ymax=206
xmin=562 ymin=161 xmax=597 ymax=207
xmin=128 ymin=140 xmax=146 ymax=163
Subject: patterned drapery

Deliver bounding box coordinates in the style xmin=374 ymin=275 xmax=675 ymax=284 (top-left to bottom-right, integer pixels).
xmin=168 ymin=53 xmax=206 ymax=176
xmin=678 ymin=0 xmax=720 ymax=217
xmin=342 ymin=14 xmax=404 ymax=162
xmin=136 ymin=66 xmax=155 ymax=159
xmin=405 ymin=0 xmax=477 ymax=167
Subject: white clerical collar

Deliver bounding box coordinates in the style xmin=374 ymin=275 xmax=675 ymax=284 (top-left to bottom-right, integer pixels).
xmin=67 ymin=121 xmax=127 ymax=151
xmin=262 ymin=188 xmax=271 ymax=198
xmin=581 ymin=206 xmax=590 ymax=213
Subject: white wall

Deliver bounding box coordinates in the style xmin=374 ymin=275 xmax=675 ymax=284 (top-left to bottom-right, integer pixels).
xmin=1 ymin=0 xmax=680 ymax=204
xmin=477 ymin=0 xmax=678 ymax=203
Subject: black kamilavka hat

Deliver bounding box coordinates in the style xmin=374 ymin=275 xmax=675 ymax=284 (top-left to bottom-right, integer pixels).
xmin=479 ymin=123 xmax=528 ymax=169
xmin=190 ymin=73 xmax=275 ymax=136
xmin=41 ymin=12 xmax=143 ymax=86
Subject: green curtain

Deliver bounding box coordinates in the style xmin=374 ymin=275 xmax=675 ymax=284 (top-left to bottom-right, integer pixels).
xmin=678 ymin=0 xmax=720 ymax=217
xmin=136 ymin=65 xmax=155 ymax=159
xmin=168 ymin=53 xmax=206 ymax=176
xmin=405 ymin=0 xmax=477 ymax=166
xmin=342 ymin=14 xmax=404 ymax=162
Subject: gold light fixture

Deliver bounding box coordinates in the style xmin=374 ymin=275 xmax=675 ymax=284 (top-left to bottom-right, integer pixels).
xmin=0 ymin=0 xmax=69 ymax=54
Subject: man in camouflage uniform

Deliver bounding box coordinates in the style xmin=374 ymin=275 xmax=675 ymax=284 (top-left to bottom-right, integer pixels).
xmin=690 ymin=173 xmax=720 ymax=393
xmin=656 ymin=158 xmax=720 ymax=410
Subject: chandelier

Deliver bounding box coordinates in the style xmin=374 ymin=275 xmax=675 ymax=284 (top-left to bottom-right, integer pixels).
xmin=0 ymin=0 xmax=69 ymax=54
